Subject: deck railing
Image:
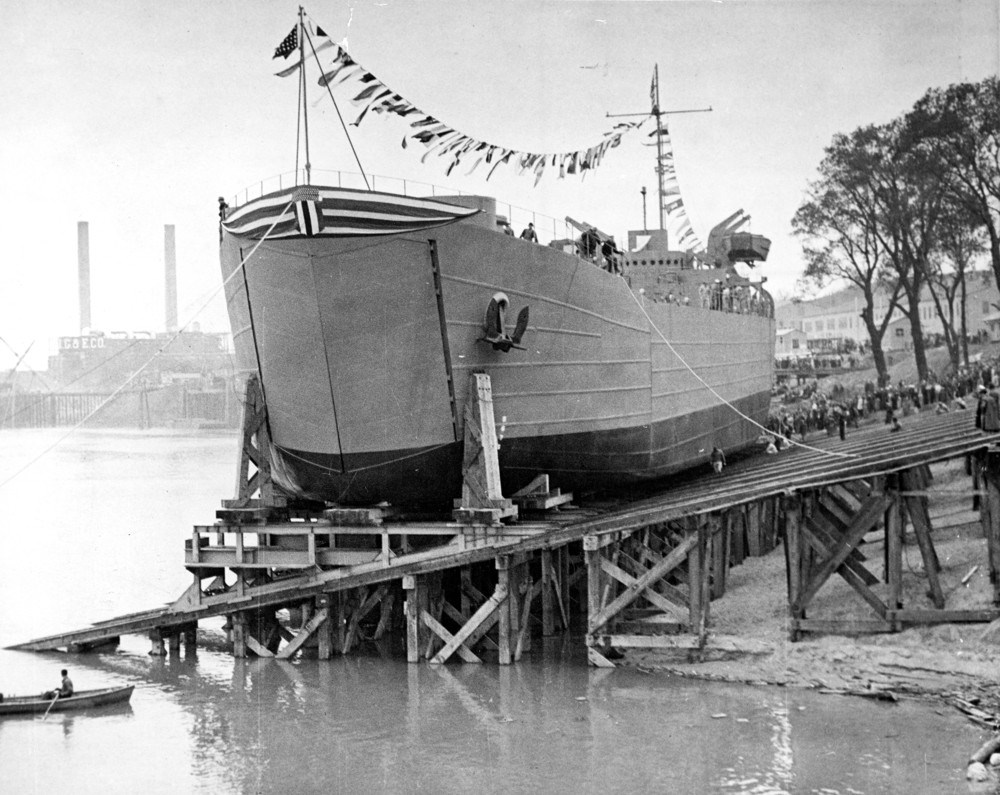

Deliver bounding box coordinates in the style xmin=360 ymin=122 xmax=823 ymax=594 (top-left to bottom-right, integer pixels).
xmin=228 ymin=169 xmax=576 ymax=244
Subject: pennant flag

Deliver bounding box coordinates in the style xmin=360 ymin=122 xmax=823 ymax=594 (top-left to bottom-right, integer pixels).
xmin=294 ymin=199 xmax=321 ymax=236
xmin=273 ymin=27 xmax=297 ymax=59
xmin=312 ymin=43 xmax=648 ymax=183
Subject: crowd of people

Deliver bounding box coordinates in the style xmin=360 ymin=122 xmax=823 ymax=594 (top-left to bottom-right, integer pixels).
xmin=697 ymin=279 xmax=769 ymax=316
xmin=766 ymin=356 xmax=1000 ymax=444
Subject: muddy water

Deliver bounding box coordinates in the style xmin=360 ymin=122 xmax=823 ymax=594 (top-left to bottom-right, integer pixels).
xmin=0 ymin=430 xmax=989 ymax=793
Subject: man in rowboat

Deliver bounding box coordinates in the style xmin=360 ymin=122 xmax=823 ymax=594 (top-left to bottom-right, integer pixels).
xmin=44 ymin=669 xmax=73 ymax=700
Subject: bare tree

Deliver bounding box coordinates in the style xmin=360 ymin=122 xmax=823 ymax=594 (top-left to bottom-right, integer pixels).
xmin=792 ymin=128 xmax=903 ymax=385
xmin=924 ymin=197 xmax=989 ymax=369
xmin=907 ymin=78 xmax=1000 ymax=293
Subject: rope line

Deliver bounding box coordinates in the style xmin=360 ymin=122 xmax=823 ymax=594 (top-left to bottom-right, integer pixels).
xmin=626 ymin=288 xmax=858 ymax=460
xmin=0 ymin=204 xmax=293 ymax=492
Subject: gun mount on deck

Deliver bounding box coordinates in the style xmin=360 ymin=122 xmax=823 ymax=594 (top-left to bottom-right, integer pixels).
xmin=703 ymin=209 xmax=771 ymax=268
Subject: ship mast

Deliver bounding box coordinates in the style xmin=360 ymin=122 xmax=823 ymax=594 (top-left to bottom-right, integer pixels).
xmin=298 ymin=6 xmax=311 ymax=185
xmin=651 ymin=64 xmax=665 ymax=231
xmin=607 ymin=64 xmax=711 ymax=234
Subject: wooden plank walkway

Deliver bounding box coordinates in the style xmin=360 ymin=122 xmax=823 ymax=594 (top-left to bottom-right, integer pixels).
xmin=9 ymin=408 xmax=996 ymax=653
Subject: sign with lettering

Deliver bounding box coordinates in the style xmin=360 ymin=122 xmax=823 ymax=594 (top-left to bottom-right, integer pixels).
xmin=59 ymin=336 xmax=105 ymax=350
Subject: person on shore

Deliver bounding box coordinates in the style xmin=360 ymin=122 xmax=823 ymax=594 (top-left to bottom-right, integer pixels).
xmin=984 ymin=383 xmax=1000 ymax=433
xmin=890 ymin=416 xmax=902 ymax=432
xmin=710 ymin=446 xmax=726 ymax=474
xmin=519 ymin=223 xmax=537 ymax=242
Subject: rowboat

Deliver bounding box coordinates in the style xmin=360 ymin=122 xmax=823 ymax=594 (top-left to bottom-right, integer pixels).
xmin=0 ymin=686 xmax=134 ymax=716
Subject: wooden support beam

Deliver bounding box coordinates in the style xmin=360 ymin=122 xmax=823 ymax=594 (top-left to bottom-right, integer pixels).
xmin=421 ymin=609 xmax=482 ymax=664
xmin=245 ymin=634 xmax=274 ymax=658
xmin=277 ymin=607 xmax=330 ymax=659
xmin=230 ymin=613 xmax=247 ymax=658
xmin=803 ymin=511 xmax=878 ymax=587
xmin=497 ymin=556 xmax=512 ymax=665
xmin=590 ymin=532 xmax=697 ymax=633
xmin=629 ymin=548 xmax=689 ymax=608
xmin=984 ymin=451 xmax=1000 ymax=606
xmin=342 ymin=584 xmax=390 ymax=654
xmin=541 ymin=549 xmax=555 ymax=636
xmin=783 ymin=495 xmax=802 ymax=632
xmin=698 ymin=519 xmax=712 ymax=642
xmin=793 ymin=618 xmax=893 ymax=635
xmin=886 ymin=495 xmax=904 ymax=627
xmin=893 ymin=608 xmax=1000 ymax=623
xmin=792 ymin=494 xmax=889 ymax=614
xmin=423 ymin=578 xmax=444 ymax=660
xmin=600 ymin=558 xmax=686 ymax=620
xmin=442 ymin=600 xmax=499 ymax=651
xmin=514 ymin=577 xmax=537 ymax=661
xmin=901 ymin=470 xmax=945 ymax=609
xmin=460 ymin=566 xmax=473 ymax=618
xmin=800 ymin=522 xmax=887 ymax=620
xmin=584 ymin=537 xmax=603 ymax=634
xmin=732 ymin=506 xmax=746 ymax=565
xmin=550 ymin=560 xmax=570 ymax=631
xmin=316 ymin=595 xmax=334 ymax=660
xmin=710 ymin=512 xmax=728 ymax=600
xmin=373 ymin=591 xmax=394 ymax=640
xmin=453 ymin=373 xmax=517 ymax=524
xmin=688 ymin=522 xmax=702 ymax=631
xmin=587 ymin=646 xmax=616 ymax=668
xmin=403 ymin=575 xmax=420 ymax=664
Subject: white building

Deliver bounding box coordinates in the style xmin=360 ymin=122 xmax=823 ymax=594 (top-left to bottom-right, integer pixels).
xmin=775 ymin=327 xmax=808 ymax=358
xmin=775 ymin=272 xmax=999 ymax=349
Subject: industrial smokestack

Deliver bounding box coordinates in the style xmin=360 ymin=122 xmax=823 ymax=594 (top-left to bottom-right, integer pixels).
xmin=164 ymin=224 xmax=177 ymax=333
xmin=77 ymin=221 xmax=91 ymax=334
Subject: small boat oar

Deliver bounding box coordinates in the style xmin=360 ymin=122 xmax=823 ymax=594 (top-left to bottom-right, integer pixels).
xmin=38 ymin=695 xmax=58 ymax=721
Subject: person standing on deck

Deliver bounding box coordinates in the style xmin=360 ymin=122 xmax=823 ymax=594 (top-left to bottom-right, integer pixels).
xmin=520 ymin=223 xmax=537 ymax=242
xmin=710 ymin=446 xmax=726 ymax=474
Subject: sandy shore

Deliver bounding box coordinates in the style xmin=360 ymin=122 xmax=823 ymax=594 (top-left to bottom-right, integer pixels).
xmin=620 ymin=458 xmax=1000 ymax=755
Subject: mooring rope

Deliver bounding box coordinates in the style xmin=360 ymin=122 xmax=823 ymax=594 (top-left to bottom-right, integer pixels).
xmin=0 ymin=205 xmax=293 ymax=492
xmin=626 ymin=286 xmax=858 ymax=460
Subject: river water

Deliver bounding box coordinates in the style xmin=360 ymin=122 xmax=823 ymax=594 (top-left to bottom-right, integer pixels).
xmin=0 ymin=429 xmax=990 ymax=794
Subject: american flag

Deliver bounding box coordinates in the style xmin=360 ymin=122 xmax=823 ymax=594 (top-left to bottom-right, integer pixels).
xmin=273 ymin=26 xmax=297 ymax=59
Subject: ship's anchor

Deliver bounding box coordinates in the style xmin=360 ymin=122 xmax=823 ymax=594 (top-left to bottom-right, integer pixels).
xmin=481 ymin=292 xmax=529 ymax=352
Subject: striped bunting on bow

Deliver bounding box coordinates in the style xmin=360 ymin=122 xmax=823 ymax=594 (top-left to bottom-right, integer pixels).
xmin=222 ymin=187 xmax=480 ymax=240
xmin=294 ymin=199 xmax=321 ymax=236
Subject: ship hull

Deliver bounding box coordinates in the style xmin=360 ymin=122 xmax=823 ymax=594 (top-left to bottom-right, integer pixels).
xmin=221 ymin=188 xmax=775 ymax=506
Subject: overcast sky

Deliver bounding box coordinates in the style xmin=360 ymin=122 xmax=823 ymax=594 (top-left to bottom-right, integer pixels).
xmin=2 ymin=0 xmax=997 ymax=370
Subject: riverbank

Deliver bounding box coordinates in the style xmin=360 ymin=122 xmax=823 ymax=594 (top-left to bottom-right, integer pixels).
xmin=621 ymin=457 xmax=1000 ymax=773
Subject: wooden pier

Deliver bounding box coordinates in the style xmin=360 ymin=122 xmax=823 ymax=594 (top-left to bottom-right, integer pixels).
xmin=10 ymin=374 xmax=1000 ymax=667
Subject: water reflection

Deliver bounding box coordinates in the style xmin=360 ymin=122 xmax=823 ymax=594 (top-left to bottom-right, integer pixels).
xmin=0 ymin=641 xmax=986 ymax=794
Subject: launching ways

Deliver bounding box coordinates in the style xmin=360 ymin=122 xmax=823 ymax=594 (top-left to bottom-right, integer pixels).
xmin=9 ymin=376 xmax=1000 ymax=666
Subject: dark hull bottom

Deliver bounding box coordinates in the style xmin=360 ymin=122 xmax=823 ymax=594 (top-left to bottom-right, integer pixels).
xmin=273 ymin=392 xmax=771 ymax=507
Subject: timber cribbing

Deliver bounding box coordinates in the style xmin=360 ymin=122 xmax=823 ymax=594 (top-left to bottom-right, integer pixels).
xmin=9 ymin=409 xmax=996 ymax=652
